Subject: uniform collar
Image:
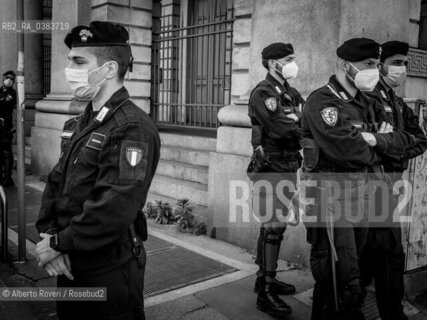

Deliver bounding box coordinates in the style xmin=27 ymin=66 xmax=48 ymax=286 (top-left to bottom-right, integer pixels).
xmin=93 ymin=86 xmax=130 ymax=125
xmin=328 ymin=75 xmax=371 ymax=108
xmin=327 ymin=75 xmax=354 ymax=102
xmin=265 ymin=72 xmax=289 ymax=95
xmin=377 ymin=75 xmax=394 ymax=98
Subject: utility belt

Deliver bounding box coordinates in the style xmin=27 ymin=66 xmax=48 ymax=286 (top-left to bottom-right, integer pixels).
xmin=268 ymin=150 xmax=300 ymax=160
xmin=128 ymin=210 xmax=148 ymax=267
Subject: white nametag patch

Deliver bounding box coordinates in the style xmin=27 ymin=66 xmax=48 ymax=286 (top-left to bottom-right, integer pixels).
xmin=86 ymin=132 xmax=106 ymax=151
xmin=384 ymin=106 xmax=393 ymax=113
xmin=61 ymin=131 xmax=74 ymax=139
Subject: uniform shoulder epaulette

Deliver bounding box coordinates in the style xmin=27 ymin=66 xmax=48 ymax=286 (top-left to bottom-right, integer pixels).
xmin=113 ymin=100 xmax=142 ymax=127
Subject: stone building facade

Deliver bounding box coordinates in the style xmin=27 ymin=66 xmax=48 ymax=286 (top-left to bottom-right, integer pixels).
xmin=1 ymin=0 xmax=426 ymax=288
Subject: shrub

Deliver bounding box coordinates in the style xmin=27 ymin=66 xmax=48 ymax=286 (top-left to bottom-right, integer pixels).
xmin=154 ymin=200 xmax=175 ymax=224
xmin=143 ymin=201 xmax=158 ymax=219
xmin=175 ymin=199 xmax=195 ymax=233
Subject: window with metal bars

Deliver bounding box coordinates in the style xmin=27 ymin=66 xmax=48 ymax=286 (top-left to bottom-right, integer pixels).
xmin=151 ymin=0 xmax=234 ymax=130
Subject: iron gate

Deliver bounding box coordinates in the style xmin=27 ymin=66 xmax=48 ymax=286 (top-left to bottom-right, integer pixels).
xmin=151 ymin=0 xmax=234 ymax=130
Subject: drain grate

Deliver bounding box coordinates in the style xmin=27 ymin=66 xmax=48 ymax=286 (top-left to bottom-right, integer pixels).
xmin=145 ymin=235 xmax=175 ymax=253
xmin=16 ymin=224 xmax=238 ymax=298
xmin=144 ymin=245 xmax=237 ymax=297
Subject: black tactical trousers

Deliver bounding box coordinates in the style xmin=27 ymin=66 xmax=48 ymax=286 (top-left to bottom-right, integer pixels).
xmin=56 ymin=253 xmax=146 ymax=320
xmin=254 ymin=155 xmax=300 ymax=277
xmin=360 ymin=227 xmax=406 ymax=320
xmin=305 ymin=175 xmax=372 ymax=320
xmin=359 ymin=180 xmax=407 ymax=320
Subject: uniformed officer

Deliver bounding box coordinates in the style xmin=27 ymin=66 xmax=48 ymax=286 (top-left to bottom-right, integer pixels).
xmin=0 ymin=70 xmax=17 ymax=186
xmin=35 ymin=21 xmax=160 ymax=320
xmin=360 ymin=41 xmax=427 ymax=320
xmin=248 ymin=42 xmax=303 ymax=318
xmin=300 ymin=38 xmax=414 ymax=320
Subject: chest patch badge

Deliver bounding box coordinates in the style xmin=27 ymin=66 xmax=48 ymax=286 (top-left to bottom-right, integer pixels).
xmin=321 ymin=107 xmax=338 ymax=126
xmin=126 ymin=147 xmax=143 ymax=167
xmin=86 ymin=132 xmax=106 ymax=151
xmin=95 ymin=107 xmax=110 ymax=124
xmin=384 ymin=105 xmax=393 ymax=113
xmin=264 ymin=98 xmax=277 ymax=111
xmin=61 ymin=130 xmax=74 ymax=139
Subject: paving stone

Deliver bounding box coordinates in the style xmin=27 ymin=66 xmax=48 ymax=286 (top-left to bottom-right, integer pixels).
xmin=182 ymin=307 xmax=230 ymax=320
xmin=145 ymin=295 xmax=207 ymax=320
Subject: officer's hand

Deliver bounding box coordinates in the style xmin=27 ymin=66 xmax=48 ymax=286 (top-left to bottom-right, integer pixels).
xmin=36 ymin=233 xmax=61 ymax=266
xmin=378 ymin=122 xmax=393 ymax=134
xmin=361 ymin=132 xmax=377 ymax=146
xmin=44 ymin=254 xmax=74 ymax=280
xmin=287 ymin=113 xmax=299 ymax=122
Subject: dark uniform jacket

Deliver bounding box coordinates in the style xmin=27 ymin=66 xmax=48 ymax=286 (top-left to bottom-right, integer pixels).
xmin=36 ymin=87 xmax=161 ymax=276
xmin=248 ymin=73 xmax=304 ymax=154
xmin=301 ymin=76 xmax=414 ymax=172
xmin=0 ymin=86 xmax=16 ymax=132
xmin=366 ymin=76 xmax=427 ymax=172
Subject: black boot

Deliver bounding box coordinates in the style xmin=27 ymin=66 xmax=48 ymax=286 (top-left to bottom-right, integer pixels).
xmin=257 ymin=283 xmax=292 ymax=318
xmin=254 ymin=276 xmax=296 ymax=295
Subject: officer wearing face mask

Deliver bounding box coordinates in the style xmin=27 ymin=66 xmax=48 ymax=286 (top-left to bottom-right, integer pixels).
xmin=0 ymin=70 xmax=17 ymax=186
xmin=248 ymin=42 xmax=303 ymax=318
xmin=301 ymin=38 xmax=414 ymax=320
xmin=360 ymin=41 xmax=427 ymax=320
xmin=35 ymin=21 xmax=160 ymax=320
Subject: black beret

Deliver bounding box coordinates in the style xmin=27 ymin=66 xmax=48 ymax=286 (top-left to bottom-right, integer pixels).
xmin=337 ymin=38 xmax=381 ymax=62
xmin=2 ymin=71 xmax=15 ymax=78
xmin=262 ymin=42 xmax=294 ymax=60
xmin=64 ymin=21 xmax=130 ymax=49
xmin=381 ymin=41 xmax=409 ymax=61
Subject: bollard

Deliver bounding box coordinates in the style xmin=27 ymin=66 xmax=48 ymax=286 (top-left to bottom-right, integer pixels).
xmin=0 ymin=185 xmax=7 ymax=261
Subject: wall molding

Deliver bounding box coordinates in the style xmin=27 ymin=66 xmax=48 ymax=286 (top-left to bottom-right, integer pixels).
xmin=408 ymin=48 xmax=427 ymax=78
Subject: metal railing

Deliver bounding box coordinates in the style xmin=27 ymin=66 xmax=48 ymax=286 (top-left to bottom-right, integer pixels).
xmin=151 ymin=0 xmax=234 ymax=130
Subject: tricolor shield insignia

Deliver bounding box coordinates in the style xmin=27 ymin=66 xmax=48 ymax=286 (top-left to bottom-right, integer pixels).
xmin=126 ymin=147 xmax=143 ymax=167
xmin=320 ymin=107 xmax=338 ymax=126
xmin=264 ymin=98 xmax=277 ymax=111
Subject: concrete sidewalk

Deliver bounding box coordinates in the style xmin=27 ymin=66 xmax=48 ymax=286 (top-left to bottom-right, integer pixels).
xmin=0 ymin=173 xmax=426 ymax=320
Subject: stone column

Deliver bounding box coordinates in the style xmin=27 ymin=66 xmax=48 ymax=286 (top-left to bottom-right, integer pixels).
xmin=31 ymin=0 xmax=91 ymax=175
xmin=22 ymin=0 xmax=44 ymax=137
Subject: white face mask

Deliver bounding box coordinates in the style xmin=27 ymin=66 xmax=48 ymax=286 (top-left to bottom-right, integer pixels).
xmin=385 ymin=65 xmax=407 ymax=87
xmin=3 ymin=79 xmax=13 ymax=88
xmin=64 ymin=62 xmax=110 ymax=100
xmin=274 ymin=60 xmax=299 ymax=80
xmin=347 ymin=63 xmax=379 ymax=92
